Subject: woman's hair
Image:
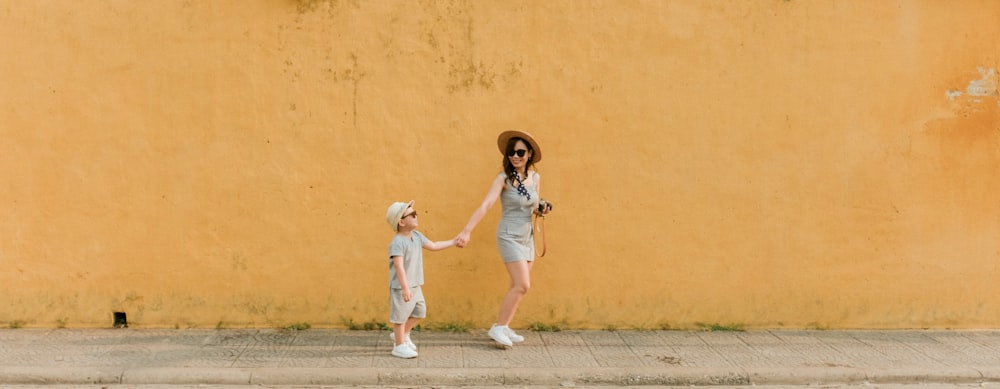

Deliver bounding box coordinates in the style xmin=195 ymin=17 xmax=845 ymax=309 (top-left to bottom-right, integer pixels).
xmin=502 ymin=137 xmax=536 ymax=183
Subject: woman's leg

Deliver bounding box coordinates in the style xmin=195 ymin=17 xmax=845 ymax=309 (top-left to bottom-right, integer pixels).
xmin=497 ymin=260 xmax=532 ymax=325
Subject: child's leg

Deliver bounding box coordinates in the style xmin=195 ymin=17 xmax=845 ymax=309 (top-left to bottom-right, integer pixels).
xmin=403 ymin=316 xmax=420 ymax=337
xmin=404 ymin=287 xmax=426 ymax=339
xmin=392 ymin=323 xmax=407 ymax=346
xmin=390 ymin=287 xmax=418 ymax=346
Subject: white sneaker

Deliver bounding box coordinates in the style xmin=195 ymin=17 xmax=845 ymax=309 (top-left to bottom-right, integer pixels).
xmin=391 ymin=343 xmax=418 ymax=358
xmin=505 ymin=327 xmax=525 ymax=343
xmin=389 ymin=332 xmax=417 ymax=351
xmin=488 ymin=324 xmax=513 ymax=347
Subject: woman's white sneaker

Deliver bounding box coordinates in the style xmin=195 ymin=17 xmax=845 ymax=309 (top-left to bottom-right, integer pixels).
xmin=505 ymin=327 xmax=525 ymax=343
xmin=488 ymin=324 xmax=513 ymax=347
xmin=391 ymin=343 xmax=418 ymax=358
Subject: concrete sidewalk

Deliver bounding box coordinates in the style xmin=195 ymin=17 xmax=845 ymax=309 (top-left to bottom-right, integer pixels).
xmin=1 ymin=328 xmax=999 ymax=386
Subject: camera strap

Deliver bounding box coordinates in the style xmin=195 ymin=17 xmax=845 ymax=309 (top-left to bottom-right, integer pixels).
xmin=534 ymin=214 xmax=547 ymax=257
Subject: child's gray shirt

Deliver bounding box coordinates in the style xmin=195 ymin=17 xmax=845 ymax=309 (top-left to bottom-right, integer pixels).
xmin=388 ymin=230 xmax=428 ymax=289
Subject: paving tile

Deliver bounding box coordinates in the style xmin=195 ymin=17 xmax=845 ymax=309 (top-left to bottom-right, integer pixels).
xmin=332 ymin=332 xmax=380 ymax=348
xmin=0 ymin=329 xmax=50 ymax=345
xmin=950 ymin=345 xmax=1000 ymax=365
xmin=668 ymin=345 xmax=736 ymax=367
xmin=629 ymin=346 xmax=686 ymax=366
xmin=386 ymin=344 xmax=462 ymax=368
xmin=620 ymin=330 xmax=703 ymax=346
xmin=324 ymin=356 xmax=377 ymax=368
xmin=909 ymin=344 xmax=1000 ymax=368
xmin=868 ymin=345 xmax=950 ymax=367
xmin=1 ymin=344 xmax=72 ymax=366
xmin=697 ymin=332 xmax=749 ymax=346
xmin=161 ymin=348 xmax=246 ymax=368
xmin=460 ymin=343 xmax=506 ymax=368
xmin=207 ymin=330 xmax=277 ymax=347
xmin=921 ymin=330 xmax=981 ymax=344
xmin=537 ymin=331 xmax=586 ymax=346
xmin=286 ymin=331 xmax=338 ymax=347
xmin=98 ymin=345 xmax=189 ymax=367
xmin=814 ymin=333 xmax=877 ymax=350
xmin=812 ymin=331 xmax=867 ymax=344
xmin=588 ymin=345 xmax=647 ymax=367
xmin=372 ymin=352 xmax=421 ymax=368
xmin=850 ymin=331 xmax=939 ymax=346
xmin=820 ymin=341 xmax=901 ymax=368
xmin=276 ymin=347 xmax=335 ymax=368
xmin=769 ymin=330 xmax=829 ymax=345
xmin=415 ymin=331 xmax=470 ymax=348
xmin=579 ymin=330 xmax=626 ymax=346
xmin=736 ymin=331 xmax=786 ymax=347
xmin=232 ymin=347 xmax=294 ymax=368
xmin=545 ymin=345 xmax=601 ymax=368
xmin=958 ymin=331 xmax=1000 ymax=350
xmin=714 ymin=345 xmax=785 ymax=368
xmin=504 ymin=346 xmax=555 ymax=368
xmin=101 ymin=330 xmax=217 ymax=347
xmin=242 ymin=330 xmax=299 ymax=347
xmin=757 ymin=344 xmax=854 ymax=368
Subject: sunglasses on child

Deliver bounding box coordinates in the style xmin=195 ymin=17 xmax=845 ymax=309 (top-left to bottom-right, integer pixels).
xmin=401 ymin=211 xmax=418 ymax=219
xmin=507 ymin=149 xmax=530 ymax=158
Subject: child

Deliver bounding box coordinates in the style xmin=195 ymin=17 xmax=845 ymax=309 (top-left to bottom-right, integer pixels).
xmin=385 ymin=200 xmax=460 ymax=358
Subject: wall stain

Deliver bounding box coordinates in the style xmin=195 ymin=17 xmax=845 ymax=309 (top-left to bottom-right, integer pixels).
xmin=294 ymin=0 xmax=355 ymax=15
xmin=414 ymin=0 xmax=523 ymax=93
xmin=231 ymin=251 xmax=247 ymax=271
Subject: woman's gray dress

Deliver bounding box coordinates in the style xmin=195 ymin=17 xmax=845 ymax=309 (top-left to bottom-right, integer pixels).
xmin=496 ymin=173 xmax=539 ymax=262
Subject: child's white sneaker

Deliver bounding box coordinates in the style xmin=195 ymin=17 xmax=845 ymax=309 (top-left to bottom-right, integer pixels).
xmin=389 ymin=332 xmax=417 ymax=351
xmin=488 ymin=324 xmax=513 ymax=347
xmin=391 ymin=343 xmax=418 ymax=358
xmin=505 ymin=327 xmax=525 ymax=343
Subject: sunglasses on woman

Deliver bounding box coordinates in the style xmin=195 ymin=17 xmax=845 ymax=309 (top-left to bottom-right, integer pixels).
xmin=507 ymin=149 xmax=529 ymax=158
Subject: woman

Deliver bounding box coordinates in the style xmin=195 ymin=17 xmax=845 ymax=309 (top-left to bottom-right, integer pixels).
xmin=456 ymin=130 xmax=552 ymax=348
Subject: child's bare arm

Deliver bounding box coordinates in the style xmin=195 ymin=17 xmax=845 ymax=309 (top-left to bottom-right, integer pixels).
xmin=423 ymin=237 xmax=458 ymax=251
xmin=391 ymin=256 xmax=412 ymax=302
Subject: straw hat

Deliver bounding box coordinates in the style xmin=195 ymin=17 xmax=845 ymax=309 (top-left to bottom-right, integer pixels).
xmin=497 ymin=130 xmax=542 ymax=163
xmin=385 ymin=200 xmax=415 ymax=232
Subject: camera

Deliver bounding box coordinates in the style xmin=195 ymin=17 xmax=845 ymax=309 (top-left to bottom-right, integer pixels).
xmin=537 ymin=199 xmax=553 ymax=214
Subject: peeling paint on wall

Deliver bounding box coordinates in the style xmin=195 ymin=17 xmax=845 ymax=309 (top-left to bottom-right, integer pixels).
xmin=967 ymin=67 xmax=997 ymax=97
xmin=946 ymin=67 xmax=998 ymax=102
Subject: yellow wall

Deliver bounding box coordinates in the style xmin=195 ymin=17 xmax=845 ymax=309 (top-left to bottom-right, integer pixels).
xmin=1 ymin=0 xmax=998 ymax=329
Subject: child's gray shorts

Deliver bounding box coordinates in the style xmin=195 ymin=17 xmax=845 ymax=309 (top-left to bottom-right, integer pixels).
xmin=389 ymin=286 xmax=426 ymax=324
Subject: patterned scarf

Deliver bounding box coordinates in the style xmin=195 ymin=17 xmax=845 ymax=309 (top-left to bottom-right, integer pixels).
xmin=511 ymin=171 xmax=531 ymax=201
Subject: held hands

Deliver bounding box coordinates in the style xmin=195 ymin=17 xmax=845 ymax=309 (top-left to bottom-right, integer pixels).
xmin=455 ymin=231 xmax=471 ymax=248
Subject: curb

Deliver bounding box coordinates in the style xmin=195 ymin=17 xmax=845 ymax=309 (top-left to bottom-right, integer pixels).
xmin=377 ymin=368 xmax=750 ymax=387
xmin=864 ymin=367 xmax=988 ymax=385
xmin=0 ymin=366 xmax=992 ymax=386
xmin=746 ymin=367 xmax=868 ymax=385
xmin=0 ymin=367 xmax=125 ymax=385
